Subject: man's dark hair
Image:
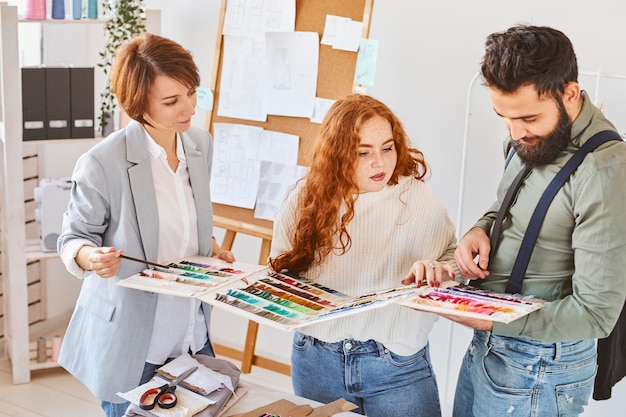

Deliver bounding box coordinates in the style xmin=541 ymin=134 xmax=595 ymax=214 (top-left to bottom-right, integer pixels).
xmin=481 ymin=25 xmax=578 ymax=100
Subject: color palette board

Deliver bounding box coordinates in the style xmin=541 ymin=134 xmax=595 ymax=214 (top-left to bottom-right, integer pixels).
xmin=118 ymin=258 xmax=544 ymax=328
xmin=204 ymin=270 xmax=418 ymax=331
xmin=398 ymin=281 xmax=547 ymax=323
xmin=117 ymin=256 xmax=267 ymax=298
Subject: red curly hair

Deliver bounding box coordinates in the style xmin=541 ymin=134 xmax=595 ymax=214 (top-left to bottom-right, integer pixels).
xmin=269 ymin=94 xmax=428 ymax=275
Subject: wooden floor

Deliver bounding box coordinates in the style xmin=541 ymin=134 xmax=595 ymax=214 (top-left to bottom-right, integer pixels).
xmin=0 ymin=355 xmax=292 ymax=416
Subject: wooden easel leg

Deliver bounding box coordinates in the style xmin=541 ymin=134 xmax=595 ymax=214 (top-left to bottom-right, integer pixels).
xmin=221 ymin=229 xmax=236 ymax=251
xmin=216 ymin=229 xmax=277 ymax=374
xmin=258 ymin=239 xmax=271 ymax=266
xmin=240 ymin=239 xmax=272 ymax=373
xmin=241 ymin=321 xmax=259 ymax=373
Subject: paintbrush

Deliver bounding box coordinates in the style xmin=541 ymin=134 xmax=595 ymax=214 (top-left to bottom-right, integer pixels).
xmin=120 ymin=254 xmax=170 ymax=270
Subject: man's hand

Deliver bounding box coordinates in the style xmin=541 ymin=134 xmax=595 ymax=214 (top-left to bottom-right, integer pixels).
xmin=439 ymin=312 xmax=493 ymax=331
xmin=455 ymin=227 xmax=491 ymax=279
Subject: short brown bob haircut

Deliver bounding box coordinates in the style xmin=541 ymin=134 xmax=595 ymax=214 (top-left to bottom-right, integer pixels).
xmin=110 ymin=33 xmax=200 ymax=126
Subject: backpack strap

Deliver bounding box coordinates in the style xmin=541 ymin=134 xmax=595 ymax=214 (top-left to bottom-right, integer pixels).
xmin=505 ymin=130 xmax=622 ymax=293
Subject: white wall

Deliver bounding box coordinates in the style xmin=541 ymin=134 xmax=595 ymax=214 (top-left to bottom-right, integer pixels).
xmin=22 ymin=0 xmax=626 ymax=416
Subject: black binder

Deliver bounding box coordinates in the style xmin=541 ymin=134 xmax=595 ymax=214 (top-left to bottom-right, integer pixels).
xmin=70 ymin=67 xmax=95 ymax=138
xmin=21 ymin=67 xmax=46 ymax=141
xmin=45 ymin=67 xmax=71 ymax=139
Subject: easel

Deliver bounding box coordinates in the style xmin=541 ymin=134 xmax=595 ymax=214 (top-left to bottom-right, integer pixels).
xmin=211 ymin=215 xmax=290 ymax=376
xmin=206 ymin=0 xmax=374 ymax=377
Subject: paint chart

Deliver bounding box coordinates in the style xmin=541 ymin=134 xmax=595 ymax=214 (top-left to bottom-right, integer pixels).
xmin=117 ymin=258 xmax=542 ymax=327
xmin=117 ymin=256 xmax=267 ymax=297
xmin=398 ymin=281 xmax=547 ymax=323
xmin=204 ymin=270 xmax=418 ymax=331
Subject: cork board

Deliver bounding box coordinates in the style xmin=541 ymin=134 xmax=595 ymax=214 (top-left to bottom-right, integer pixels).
xmin=206 ymin=0 xmax=374 ymax=232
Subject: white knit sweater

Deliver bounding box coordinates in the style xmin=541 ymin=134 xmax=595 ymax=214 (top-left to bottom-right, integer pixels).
xmin=270 ymin=176 xmax=457 ymax=355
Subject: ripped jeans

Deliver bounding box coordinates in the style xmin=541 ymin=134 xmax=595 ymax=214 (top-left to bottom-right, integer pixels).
xmin=453 ymin=330 xmax=597 ymax=417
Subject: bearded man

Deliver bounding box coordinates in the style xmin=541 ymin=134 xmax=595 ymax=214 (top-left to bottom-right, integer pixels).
xmin=451 ymin=25 xmax=626 ymax=417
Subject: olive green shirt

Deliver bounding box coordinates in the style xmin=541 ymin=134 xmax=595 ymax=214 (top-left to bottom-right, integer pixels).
xmin=474 ymin=91 xmax=626 ymax=342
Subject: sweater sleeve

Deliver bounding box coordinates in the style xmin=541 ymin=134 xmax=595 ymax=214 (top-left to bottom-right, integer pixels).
xmin=270 ymin=185 xmax=299 ymax=260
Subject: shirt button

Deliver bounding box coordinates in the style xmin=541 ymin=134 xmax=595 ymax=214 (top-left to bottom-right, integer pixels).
xmin=345 ymin=342 xmax=353 ymax=349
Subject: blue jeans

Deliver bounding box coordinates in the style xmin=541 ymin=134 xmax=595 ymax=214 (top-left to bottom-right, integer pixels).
xmin=453 ymin=330 xmax=597 ymax=417
xmin=291 ymin=331 xmax=441 ymax=417
xmin=100 ymin=339 xmax=215 ymax=417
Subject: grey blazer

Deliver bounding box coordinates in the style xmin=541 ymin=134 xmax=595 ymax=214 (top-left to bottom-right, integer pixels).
xmin=57 ymin=121 xmax=215 ymax=403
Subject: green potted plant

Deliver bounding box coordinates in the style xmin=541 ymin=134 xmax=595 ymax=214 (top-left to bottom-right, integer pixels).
xmin=98 ymin=0 xmax=146 ymax=135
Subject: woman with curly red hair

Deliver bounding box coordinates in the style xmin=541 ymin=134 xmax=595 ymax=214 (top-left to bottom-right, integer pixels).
xmin=269 ymin=93 xmax=457 ymax=417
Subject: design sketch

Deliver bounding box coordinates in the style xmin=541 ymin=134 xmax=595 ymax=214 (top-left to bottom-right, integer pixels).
xmin=223 ymin=0 xmax=295 ymax=38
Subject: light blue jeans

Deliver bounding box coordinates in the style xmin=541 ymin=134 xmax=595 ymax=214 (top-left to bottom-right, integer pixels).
xmin=291 ymin=331 xmax=442 ymax=417
xmin=453 ymin=330 xmax=597 ymax=417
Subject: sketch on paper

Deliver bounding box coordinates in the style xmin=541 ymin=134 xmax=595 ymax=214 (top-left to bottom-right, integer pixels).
xmin=223 ymin=0 xmax=295 ymax=38
xmin=263 ymin=32 xmax=319 ymax=118
xmin=255 ymin=161 xmax=308 ymax=221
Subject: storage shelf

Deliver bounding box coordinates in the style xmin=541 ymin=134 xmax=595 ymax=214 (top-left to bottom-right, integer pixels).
xmin=28 ymin=337 xmax=62 ymax=371
xmin=18 ymin=17 xmax=108 ymax=24
xmin=2 ymin=2 xmax=162 ymax=386
xmin=26 ymin=239 xmax=60 ymax=262
xmin=30 ymin=358 xmax=62 ymax=371
xmin=23 ymin=135 xmax=103 ymax=146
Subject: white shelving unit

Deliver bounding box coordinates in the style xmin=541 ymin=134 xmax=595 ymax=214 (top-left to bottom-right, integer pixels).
xmin=0 ymin=3 xmax=161 ymax=384
xmin=0 ymin=2 xmax=31 ymax=386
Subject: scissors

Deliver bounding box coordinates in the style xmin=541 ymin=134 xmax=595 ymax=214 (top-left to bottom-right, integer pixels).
xmin=139 ymin=366 xmax=198 ymax=410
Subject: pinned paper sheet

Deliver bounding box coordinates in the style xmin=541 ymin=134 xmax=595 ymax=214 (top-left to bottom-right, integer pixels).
xmin=222 ymin=0 xmax=295 ymax=38
xmin=210 ymin=123 xmax=263 ymax=209
xmin=310 ymin=97 xmax=335 ymax=124
xmin=254 ymin=161 xmax=308 ymax=221
xmin=196 ymin=87 xmax=213 ymax=110
xmin=211 ymin=123 xmax=300 ymax=209
xmin=263 ymin=31 xmax=319 ymax=118
xmin=217 ymin=35 xmax=268 ymax=122
xmin=354 ymin=39 xmax=379 ymax=86
xmin=321 ymin=14 xmax=363 ymax=52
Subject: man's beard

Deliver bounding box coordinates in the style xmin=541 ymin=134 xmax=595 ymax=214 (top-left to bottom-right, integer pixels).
xmin=510 ymin=102 xmax=572 ymax=167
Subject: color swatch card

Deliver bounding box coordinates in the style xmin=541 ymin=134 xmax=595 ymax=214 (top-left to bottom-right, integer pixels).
xmin=117 ymin=256 xmax=267 ymax=298
xmin=398 ymin=281 xmax=547 ymax=323
xmin=202 ymin=269 xmax=418 ymax=331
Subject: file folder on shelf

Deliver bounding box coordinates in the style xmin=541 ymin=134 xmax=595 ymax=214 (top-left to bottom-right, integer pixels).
xmin=21 ymin=67 xmax=46 ymax=141
xmin=45 ymin=67 xmax=71 ymax=139
xmin=70 ymin=67 xmax=95 ymax=138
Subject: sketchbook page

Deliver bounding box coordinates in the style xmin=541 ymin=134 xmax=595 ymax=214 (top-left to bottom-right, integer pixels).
xmin=201 ymin=269 xmax=417 ymax=331
xmin=217 ymin=35 xmax=268 ymax=122
xmin=397 ymin=281 xmax=547 ymax=324
xmin=262 ymin=31 xmax=319 ymax=118
xmin=116 ymin=256 xmax=268 ymax=299
xmin=254 ymin=161 xmax=308 ymax=221
xmin=210 ymin=123 xmax=264 ymax=209
xmin=223 ymin=0 xmax=295 ymax=38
